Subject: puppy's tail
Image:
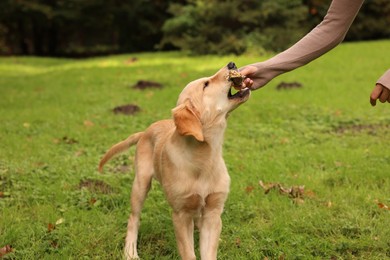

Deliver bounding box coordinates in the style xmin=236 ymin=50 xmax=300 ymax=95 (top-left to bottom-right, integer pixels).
xmin=98 ymin=132 xmax=143 ymax=172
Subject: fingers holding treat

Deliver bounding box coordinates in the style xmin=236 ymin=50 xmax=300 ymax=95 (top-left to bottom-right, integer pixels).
xmin=228 ymin=70 xmax=253 ymax=90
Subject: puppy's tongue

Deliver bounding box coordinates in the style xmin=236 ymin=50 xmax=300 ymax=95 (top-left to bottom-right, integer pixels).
xmin=228 ymin=70 xmax=246 ymax=90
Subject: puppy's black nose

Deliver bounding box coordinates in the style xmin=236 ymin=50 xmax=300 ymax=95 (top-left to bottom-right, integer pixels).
xmin=227 ymin=62 xmax=237 ymax=70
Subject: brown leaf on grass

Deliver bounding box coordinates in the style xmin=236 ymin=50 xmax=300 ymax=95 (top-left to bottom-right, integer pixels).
xmin=235 ymin=237 xmax=241 ymax=248
xmin=89 ymin=197 xmax=97 ymax=206
xmin=55 ymin=136 xmax=78 ymax=145
xmin=245 ymin=185 xmax=254 ymax=194
xmin=259 ymin=180 xmax=305 ymax=201
xmin=258 ymin=180 xmax=279 ymax=194
xmin=0 ymin=191 xmax=10 ymax=198
xmin=304 ymin=189 xmax=316 ymax=198
xmin=50 ymin=240 xmax=59 ymax=249
xmin=325 ymin=201 xmax=333 ymax=208
xmin=234 ymin=237 xmax=241 ymax=247
xmin=47 ymin=218 xmax=64 ymax=233
xmin=377 ymin=202 xmax=390 ymax=210
xmin=48 ymin=223 xmax=55 ymax=233
xmin=0 ymin=245 xmax=13 ymax=257
xmin=74 ymin=149 xmax=85 ymax=157
xmin=280 ymin=137 xmax=290 ymax=144
xmin=293 ymin=198 xmax=305 ymax=205
xmin=83 ymin=120 xmax=94 ymax=127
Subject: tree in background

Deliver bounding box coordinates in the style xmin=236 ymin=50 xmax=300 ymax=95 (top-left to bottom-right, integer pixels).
xmin=0 ymin=0 xmax=389 ymax=56
xmin=347 ymin=0 xmax=390 ymax=41
xmin=161 ymin=0 xmax=390 ymax=55
xmin=0 ymin=0 xmax=171 ymax=56
xmin=160 ymin=0 xmax=321 ymax=55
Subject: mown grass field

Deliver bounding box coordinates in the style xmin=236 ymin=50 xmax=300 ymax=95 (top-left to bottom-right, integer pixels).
xmin=1 ymin=40 xmax=389 ymax=259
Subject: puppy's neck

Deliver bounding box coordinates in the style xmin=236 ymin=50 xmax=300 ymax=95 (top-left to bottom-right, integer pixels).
xmin=173 ymin=127 xmax=224 ymax=152
xmin=201 ymin=116 xmax=227 ymax=147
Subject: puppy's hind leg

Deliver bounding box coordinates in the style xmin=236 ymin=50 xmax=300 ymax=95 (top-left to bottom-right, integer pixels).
xmin=124 ymin=146 xmax=153 ymax=260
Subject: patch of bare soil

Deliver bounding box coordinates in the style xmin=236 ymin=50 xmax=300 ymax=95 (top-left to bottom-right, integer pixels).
xmin=112 ymin=104 xmax=140 ymax=115
xmin=79 ymin=179 xmax=113 ymax=194
xmin=276 ymin=81 xmax=303 ymax=90
xmin=332 ymin=123 xmax=390 ymax=135
xmin=132 ymin=80 xmax=163 ymax=90
xmin=124 ymin=57 xmax=138 ymax=65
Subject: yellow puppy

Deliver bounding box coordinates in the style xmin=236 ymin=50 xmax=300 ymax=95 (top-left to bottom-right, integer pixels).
xmin=99 ymin=62 xmax=250 ymax=260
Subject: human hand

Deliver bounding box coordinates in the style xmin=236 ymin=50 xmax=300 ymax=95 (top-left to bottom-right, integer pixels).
xmin=239 ymin=64 xmax=268 ymax=90
xmin=370 ymin=83 xmax=390 ymax=106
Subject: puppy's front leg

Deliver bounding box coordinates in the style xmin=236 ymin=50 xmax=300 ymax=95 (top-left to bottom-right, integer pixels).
xmin=199 ymin=192 xmax=227 ymax=260
xmin=172 ymin=211 xmax=196 ymax=260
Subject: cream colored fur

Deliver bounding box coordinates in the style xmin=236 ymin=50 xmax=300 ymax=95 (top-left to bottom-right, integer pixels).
xmin=99 ymin=64 xmax=250 ymax=260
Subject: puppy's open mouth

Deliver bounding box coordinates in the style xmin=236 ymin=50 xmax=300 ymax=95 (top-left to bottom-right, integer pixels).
xmin=228 ymin=70 xmax=250 ymax=99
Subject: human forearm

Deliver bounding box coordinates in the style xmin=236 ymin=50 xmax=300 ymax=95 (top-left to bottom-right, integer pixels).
xmin=243 ymin=0 xmax=365 ymax=89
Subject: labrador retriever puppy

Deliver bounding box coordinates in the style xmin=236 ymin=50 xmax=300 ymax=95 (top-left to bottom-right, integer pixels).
xmin=98 ymin=62 xmax=250 ymax=260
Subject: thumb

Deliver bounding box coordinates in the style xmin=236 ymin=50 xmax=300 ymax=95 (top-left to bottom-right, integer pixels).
xmin=239 ymin=65 xmax=256 ymax=77
xmin=370 ymin=84 xmax=383 ymax=106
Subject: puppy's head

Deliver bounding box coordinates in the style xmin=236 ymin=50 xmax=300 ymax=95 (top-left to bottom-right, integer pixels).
xmin=172 ymin=62 xmax=250 ymax=142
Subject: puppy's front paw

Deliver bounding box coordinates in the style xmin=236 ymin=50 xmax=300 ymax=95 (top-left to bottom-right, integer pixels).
xmin=124 ymin=242 xmax=139 ymax=260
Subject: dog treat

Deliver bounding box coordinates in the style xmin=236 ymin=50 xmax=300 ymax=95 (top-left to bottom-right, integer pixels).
xmin=228 ymin=70 xmax=245 ymax=88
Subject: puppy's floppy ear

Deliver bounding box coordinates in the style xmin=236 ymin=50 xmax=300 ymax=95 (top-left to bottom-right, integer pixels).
xmin=172 ymin=99 xmax=204 ymax=142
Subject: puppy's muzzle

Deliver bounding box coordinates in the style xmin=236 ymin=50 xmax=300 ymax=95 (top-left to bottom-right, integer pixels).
xmin=227 ymin=62 xmax=237 ymax=70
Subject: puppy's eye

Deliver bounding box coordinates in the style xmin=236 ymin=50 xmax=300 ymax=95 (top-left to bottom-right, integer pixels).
xmin=203 ymin=81 xmax=209 ymax=89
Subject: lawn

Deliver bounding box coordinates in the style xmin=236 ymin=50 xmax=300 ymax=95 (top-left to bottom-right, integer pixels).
xmin=0 ymin=40 xmax=389 ymax=259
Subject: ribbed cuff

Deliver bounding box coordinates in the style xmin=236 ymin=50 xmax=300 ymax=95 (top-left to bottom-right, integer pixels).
xmin=377 ymin=69 xmax=390 ymax=90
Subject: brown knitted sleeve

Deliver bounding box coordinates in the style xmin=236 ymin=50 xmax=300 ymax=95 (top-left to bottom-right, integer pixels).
xmin=377 ymin=70 xmax=390 ymax=90
xmin=246 ymin=0 xmax=364 ymax=88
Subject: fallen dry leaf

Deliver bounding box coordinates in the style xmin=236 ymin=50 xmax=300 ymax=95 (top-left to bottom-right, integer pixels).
xmin=245 ymin=185 xmax=254 ymax=194
xmin=58 ymin=136 xmax=78 ymax=144
xmin=0 ymin=191 xmax=10 ymax=198
xmin=280 ymin=137 xmax=290 ymax=144
xmin=377 ymin=202 xmax=390 ymax=210
xmin=74 ymin=149 xmax=85 ymax=157
xmin=0 ymin=244 xmax=13 ymax=257
xmin=259 ymin=180 xmax=306 ymax=202
xmin=47 ymin=223 xmax=55 ymax=233
xmin=293 ymin=198 xmax=305 ymax=205
xmin=304 ymin=189 xmax=316 ymax=198
xmin=258 ymin=180 xmax=279 ymax=194
xmin=55 ymin=218 xmax=65 ymax=225
xmin=89 ymin=197 xmax=97 ymax=206
xmin=235 ymin=237 xmax=241 ymax=248
xmin=83 ymin=120 xmax=94 ymax=127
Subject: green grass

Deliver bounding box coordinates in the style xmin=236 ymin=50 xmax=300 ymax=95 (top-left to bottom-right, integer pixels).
xmin=1 ymin=40 xmax=390 ymax=259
